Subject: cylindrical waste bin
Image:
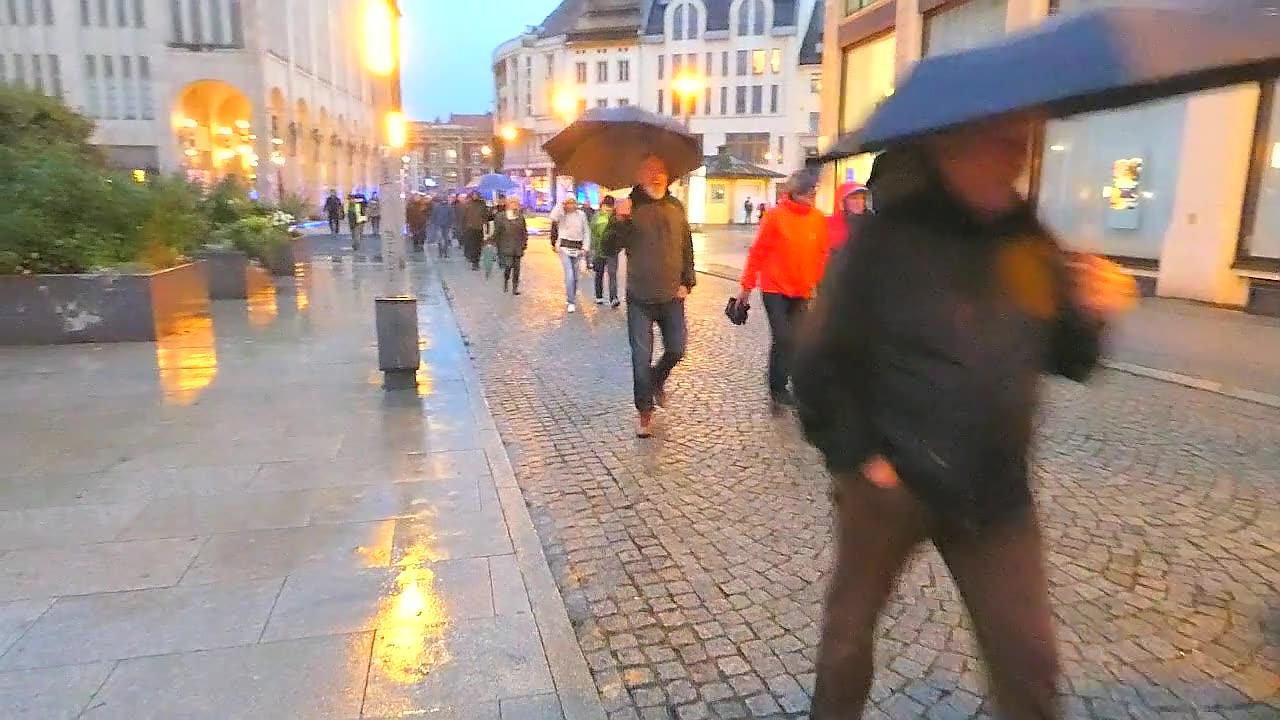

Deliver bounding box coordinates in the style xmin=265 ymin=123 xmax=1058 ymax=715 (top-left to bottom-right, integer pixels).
xmin=375 ymin=295 xmax=419 ymax=390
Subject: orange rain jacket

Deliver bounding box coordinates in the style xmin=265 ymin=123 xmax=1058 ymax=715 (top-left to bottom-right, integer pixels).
xmin=739 ymin=196 xmax=831 ymax=299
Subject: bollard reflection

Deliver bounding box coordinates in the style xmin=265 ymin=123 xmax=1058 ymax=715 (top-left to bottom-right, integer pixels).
xmin=154 ymin=313 xmax=218 ymax=406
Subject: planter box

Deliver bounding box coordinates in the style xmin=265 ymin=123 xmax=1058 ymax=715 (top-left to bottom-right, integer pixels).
xmin=196 ymin=249 xmax=274 ymax=300
xmin=0 ymin=263 xmax=210 ymax=345
xmin=266 ymin=236 xmax=311 ymax=276
xmin=1246 ymin=279 xmax=1280 ymax=317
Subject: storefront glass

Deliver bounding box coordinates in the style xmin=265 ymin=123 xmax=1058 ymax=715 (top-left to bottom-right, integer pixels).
xmin=837 ymin=32 xmax=896 ymax=184
xmin=923 ymin=0 xmax=1008 ymax=57
xmin=1243 ymin=85 xmax=1280 ymax=259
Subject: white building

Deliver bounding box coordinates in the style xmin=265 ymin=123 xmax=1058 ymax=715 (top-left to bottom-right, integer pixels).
xmin=493 ymin=0 xmax=825 ymax=222
xmin=0 ymin=0 xmax=392 ymax=205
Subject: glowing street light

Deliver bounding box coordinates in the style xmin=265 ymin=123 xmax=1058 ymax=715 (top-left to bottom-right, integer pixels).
xmin=553 ymin=89 xmax=578 ymax=123
xmin=361 ymin=0 xmax=397 ymax=77
xmin=500 ymin=124 xmax=518 ymax=143
xmin=480 ymin=145 xmax=492 ymax=157
xmin=672 ymin=72 xmax=705 ymax=100
xmin=385 ymin=111 xmax=407 ymax=150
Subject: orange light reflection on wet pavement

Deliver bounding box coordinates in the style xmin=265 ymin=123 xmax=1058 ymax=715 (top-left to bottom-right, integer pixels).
xmin=154 ymin=313 xmax=218 ymax=406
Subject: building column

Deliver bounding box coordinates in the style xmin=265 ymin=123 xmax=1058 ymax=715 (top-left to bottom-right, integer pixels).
xmin=1155 ymin=84 xmax=1258 ymax=306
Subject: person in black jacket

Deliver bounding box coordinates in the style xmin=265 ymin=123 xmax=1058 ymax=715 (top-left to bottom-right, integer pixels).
xmin=794 ymin=116 xmax=1134 ymax=720
xmin=604 ymin=153 xmax=696 ymax=438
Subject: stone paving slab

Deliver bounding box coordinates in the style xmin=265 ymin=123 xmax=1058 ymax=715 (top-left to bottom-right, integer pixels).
xmin=438 ymin=245 xmax=1279 ymax=720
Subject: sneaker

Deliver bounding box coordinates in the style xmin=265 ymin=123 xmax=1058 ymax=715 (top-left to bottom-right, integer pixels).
xmin=636 ymin=410 xmax=655 ymax=438
xmin=610 ymin=299 xmax=621 ymax=308
xmin=567 ymin=303 xmax=576 ymax=314
xmin=595 ymin=298 xmax=605 ymax=305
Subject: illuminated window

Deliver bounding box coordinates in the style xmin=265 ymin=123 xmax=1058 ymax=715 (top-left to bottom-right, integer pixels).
xmin=751 ymin=50 xmax=766 ymax=75
xmin=770 ymin=49 xmax=781 ymax=74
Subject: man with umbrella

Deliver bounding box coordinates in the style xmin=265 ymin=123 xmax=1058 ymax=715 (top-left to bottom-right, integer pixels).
xmin=795 ymin=5 xmax=1280 ymax=718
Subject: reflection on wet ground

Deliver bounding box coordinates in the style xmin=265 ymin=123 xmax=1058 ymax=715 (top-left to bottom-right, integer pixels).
xmin=0 ymin=245 xmax=566 ymax=719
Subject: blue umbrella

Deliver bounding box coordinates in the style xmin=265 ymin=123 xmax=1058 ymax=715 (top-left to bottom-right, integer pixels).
xmin=475 ymin=173 xmax=518 ymax=196
xmin=822 ymin=5 xmax=1280 ymax=160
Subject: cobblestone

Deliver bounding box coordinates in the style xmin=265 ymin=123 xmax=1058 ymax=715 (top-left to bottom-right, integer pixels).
xmin=439 ymin=250 xmax=1279 ymax=718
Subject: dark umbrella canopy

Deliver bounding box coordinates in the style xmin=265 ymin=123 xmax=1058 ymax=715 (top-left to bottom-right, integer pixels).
xmin=822 ymin=5 xmax=1280 ymax=161
xmin=543 ymin=106 xmax=703 ymax=189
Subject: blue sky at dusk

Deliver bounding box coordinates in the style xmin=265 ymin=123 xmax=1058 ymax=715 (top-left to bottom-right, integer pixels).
xmin=401 ymin=0 xmax=562 ymax=121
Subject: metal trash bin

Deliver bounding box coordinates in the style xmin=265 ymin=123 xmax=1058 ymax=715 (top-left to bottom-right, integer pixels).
xmin=375 ymin=295 xmax=419 ymax=390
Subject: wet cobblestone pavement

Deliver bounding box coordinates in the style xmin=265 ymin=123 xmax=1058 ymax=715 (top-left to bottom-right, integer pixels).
xmin=437 ymin=246 xmax=1278 ymax=720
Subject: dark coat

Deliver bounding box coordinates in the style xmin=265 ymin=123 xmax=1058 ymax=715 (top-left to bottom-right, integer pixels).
xmin=494 ymin=211 xmax=529 ymax=257
xmin=603 ymin=186 xmax=696 ymax=303
xmin=458 ymin=199 xmax=491 ymax=232
xmin=323 ymin=196 xmax=343 ymax=219
xmin=793 ymin=175 xmax=1103 ymax=529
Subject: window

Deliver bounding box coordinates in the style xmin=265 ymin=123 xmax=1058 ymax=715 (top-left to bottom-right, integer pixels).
xmin=657 ymin=89 xmax=664 ymax=114
xmin=576 ymin=97 xmax=587 ymax=116
xmin=41 ymin=0 xmax=51 ymax=24
xmin=11 ymin=53 xmax=24 ymax=87
xmin=923 ymin=0 xmax=1009 ymax=57
xmin=209 ymin=0 xmax=224 ymax=44
xmin=132 ymin=0 xmax=143 ymax=26
xmin=121 ymin=55 xmax=135 ymax=118
xmin=705 ymin=87 xmax=712 ymax=115
xmin=705 ymin=52 xmax=713 ymax=76
xmin=229 ymin=0 xmax=243 ymax=46
xmin=809 ymin=111 xmax=820 ymax=133
xmin=1239 ymin=81 xmax=1280 ymax=259
xmin=30 ymin=54 xmax=42 ymax=94
xmin=618 ymin=97 xmax=629 ymax=106
xmin=771 ymin=49 xmax=782 ymax=74
xmin=777 ymin=136 xmax=784 ymax=163
xmin=672 ymin=93 xmax=680 ymax=116
xmin=545 ymin=53 xmax=553 ymax=79
xmin=84 ymin=55 xmax=100 ymax=117
xmin=721 ymin=52 xmax=728 ymax=76
xmin=736 ymin=50 xmax=747 ymax=76
xmin=446 ymin=148 xmax=458 ymax=163
xmin=138 ymin=55 xmax=152 ymax=118
xmin=769 ymin=85 xmax=778 ymax=113
xmin=169 ymin=0 xmax=181 ymax=40
xmin=845 ymin=0 xmax=877 ymax=13
xmin=751 ymin=85 xmax=763 ymax=114
xmin=657 ymin=54 xmax=664 ymax=80
xmin=187 ymin=0 xmax=202 ymax=42
xmin=96 ymin=0 xmax=106 ymax=25
xmin=575 ymin=62 xmax=587 ymax=84
xmin=810 ymin=75 xmax=821 ymax=94
xmin=735 ymin=86 xmax=746 ymax=114
xmin=673 ymin=3 xmax=684 ymax=40
xmin=670 ymin=1 xmax=699 ymax=40
xmin=596 ymin=61 xmax=608 ymax=83
xmin=726 ymin=132 xmax=769 ymax=164
xmin=673 ymin=54 xmax=683 ymax=75
xmin=737 ymin=0 xmax=766 ymax=36
xmin=80 ymin=0 xmax=89 ymax=25
xmin=23 ymin=0 xmax=33 ymax=25
xmin=838 ymin=31 xmax=897 ymax=184
xmin=48 ymin=54 xmax=61 ymax=96
xmin=102 ymin=55 xmax=117 ymax=119
xmin=751 ymin=50 xmax=766 ymax=75
xmin=596 ymin=97 xmax=608 ymax=108
xmin=115 ymin=0 xmax=126 ymax=26
xmin=720 ymin=86 xmax=728 ymax=115
xmin=618 ymin=59 xmax=630 ymax=82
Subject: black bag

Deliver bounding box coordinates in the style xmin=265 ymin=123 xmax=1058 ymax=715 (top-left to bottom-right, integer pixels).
xmin=725 ymin=297 xmax=749 ymax=325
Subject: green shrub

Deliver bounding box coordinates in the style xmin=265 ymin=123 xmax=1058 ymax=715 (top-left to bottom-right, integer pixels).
xmin=212 ymin=215 xmax=291 ymax=264
xmin=275 ymin=192 xmax=312 ymax=224
xmin=0 ymin=84 xmax=97 ymax=160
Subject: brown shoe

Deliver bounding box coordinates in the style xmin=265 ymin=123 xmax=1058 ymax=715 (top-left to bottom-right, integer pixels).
xmin=636 ymin=410 xmax=655 ymax=438
xmin=653 ymin=383 xmax=669 ymax=408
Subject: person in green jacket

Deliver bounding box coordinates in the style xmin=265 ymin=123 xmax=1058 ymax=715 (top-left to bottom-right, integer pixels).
xmin=589 ymin=195 xmax=620 ymax=307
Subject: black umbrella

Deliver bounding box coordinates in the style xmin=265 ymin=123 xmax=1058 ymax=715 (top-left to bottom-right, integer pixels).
xmin=543 ymin=106 xmax=703 ymax=189
xmin=821 ymin=5 xmax=1280 ymax=161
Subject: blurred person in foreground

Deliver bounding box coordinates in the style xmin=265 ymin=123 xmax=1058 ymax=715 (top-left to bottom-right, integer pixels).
xmin=604 ymin=153 xmax=696 ymax=438
xmin=737 ymin=169 xmax=830 ymax=414
xmin=794 ymin=116 xmax=1135 ymax=719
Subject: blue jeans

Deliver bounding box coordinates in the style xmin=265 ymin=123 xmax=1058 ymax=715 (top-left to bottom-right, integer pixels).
xmin=560 ymin=250 xmax=581 ymax=304
xmin=626 ymin=299 xmax=688 ymax=412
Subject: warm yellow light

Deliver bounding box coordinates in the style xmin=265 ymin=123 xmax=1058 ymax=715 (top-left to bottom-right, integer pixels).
xmin=1272 ymin=141 xmax=1280 ymax=170
xmin=361 ymin=0 xmax=397 ymax=76
xmin=884 ymin=87 xmax=895 ymax=97
xmin=271 ymin=136 xmax=284 ymax=145
xmin=180 ymin=117 xmax=198 ymax=129
xmin=480 ymin=145 xmax=492 ymax=157
xmin=237 ymin=144 xmax=253 ymax=155
xmin=270 ymin=153 xmax=286 ymax=166
xmin=234 ymin=119 xmax=250 ymax=130
xmin=1049 ymin=144 xmax=1066 ymax=152
xmin=183 ymin=147 xmax=199 ymax=157
xmin=385 ymin=110 xmax=407 ymax=149
xmin=673 ymin=72 xmax=705 ymax=99
xmin=500 ymin=124 xmax=518 ymax=142
xmin=216 ymin=126 xmax=233 ymax=136
xmin=132 ymin=169 xmax=146 ymax=183
xmin=553 ymin=89 xmax=578 ymax=121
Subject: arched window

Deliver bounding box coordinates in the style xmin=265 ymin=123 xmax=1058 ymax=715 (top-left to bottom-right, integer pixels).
xmin=736 ymin=0 xmax=768 ymax=37
xmin=752 ymin=0 xmax=766 ymax=35
xmin=688 ymin=5 xmax=699 ymax=39
xmin=673 ymin=3 xmax=685 ymax=40
xmin=737 ymin=0 xmax=750 ymax=35
xmin=671 ymin=2 xmax=700 ymax=41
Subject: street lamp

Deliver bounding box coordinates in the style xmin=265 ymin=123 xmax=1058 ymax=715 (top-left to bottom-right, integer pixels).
xmin=500 ymin=124 xmax=518 ymax=143
xmin=672 ymin=72 xmax=705 ymax=128
xmin=480 ymin=145 xmax=492 ymax=158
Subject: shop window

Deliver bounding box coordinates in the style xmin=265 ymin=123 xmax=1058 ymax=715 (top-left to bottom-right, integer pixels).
xmin=923 ymin=0 xmax=1008 ymax=57
xmin=836 ymin=32 xmax=895 ymax=184
xmin=1240 ymin=81 xmax=1280 ymax=260
xmin=845 ymin=0 xmax=877 ymax=14
xmin=726 ymin=132 xmax=769 ymax=164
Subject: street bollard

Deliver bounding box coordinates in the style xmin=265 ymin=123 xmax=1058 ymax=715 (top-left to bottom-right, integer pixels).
xmin=375 ymin=296 xmax=419 ymax=391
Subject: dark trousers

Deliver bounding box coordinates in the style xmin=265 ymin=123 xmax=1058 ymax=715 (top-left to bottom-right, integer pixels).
xmin=626 ymin=299 xmax=687 ymax=412
xmin=462 ymin=229 xmax=483 ymax=267
xmin=502 ymin=256 xmax=522 ymax=291
xmin=593 ymin=255 xmax=619 ymax=302
xmin=370 ymin=216 xmax=382 ymax=235
xmin=328 ymin=216 xmax=342 ymax=235
xmin=761 ymin=293 xmax=809 ymax=396
xmin=814 ymin=477 xmax=1060 ymax=719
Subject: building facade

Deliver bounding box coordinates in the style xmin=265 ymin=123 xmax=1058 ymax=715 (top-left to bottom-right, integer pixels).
xmin=0 ymin=0 xmax=390 ymax=206
xmin=822 ymin=0 xmax=1280 ymax=312
xmin=407 ymin=114 xmax=495 ymax=193
xmin=493 ymin=0 xmax=825 ymax=220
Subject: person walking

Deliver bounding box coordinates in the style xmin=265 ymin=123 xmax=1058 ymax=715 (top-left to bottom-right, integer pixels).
xmin=548 ymin=195 xmax=590 ymax=313
xmin=493 ymin=195 xmax=528 ymax=295
xmin=458 ymin=191 xmax=490 ymax=271
xmin=589 ymin=195 xmax=621 ymax=307
xmin=431 ymin=194 xmax=454 ymax=258
xmin=793 ymin=117 xmax=1134 ymax=720
xmin=743 ymin=197 xmax=754 ymax=225
xmin=757 ymin=202 xmax=768 ymax=224
xmin=828 ymin=182 xmax=869 ymax=251
xmin=324 ymin=190 xmax=344 ymax=237
xmin=603 ymin=153 xmax=696 ymax=438
xmin=367 ymin=192 xmax=382 ymax=237
xmin=345 ymin=193 xmax=365 ymax=251
xmin=737 ymin=169 xmax=830 ymax=414
xmin=406 ymin=194 xmax=428 ymax=251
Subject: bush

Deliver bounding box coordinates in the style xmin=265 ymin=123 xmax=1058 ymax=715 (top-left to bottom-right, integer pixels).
xmin=212 ymin=215 xmax=291 ymax=265
xmin=275 ymin=192 xmax=313 ymax=225
xmin=0 ymin=84 xmax=97 ymax=160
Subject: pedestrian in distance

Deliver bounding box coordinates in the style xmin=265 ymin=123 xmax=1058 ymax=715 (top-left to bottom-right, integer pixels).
xmin=450 ymin=194 xmax=463 ymax=249
xmin=548 ymin=195 xmax=590 ymax=314
xmin=345 ymin=193 xmax=365 ymax=251
xmin=793 ymin=116 xmax=1136 ymax=720
xmin=737 ymin=169 xmax=830 ymax=415
xmin=758 ymin=202 xmax=767 ymax=224
xmin=743 ymin=196 xmax=754 ymax=225
xmin=480 ymin=220 xmax=499 ymax=280
xmin=493 ymin=195 xmax=528 ymax=295
xmin=367 ymin=192 xmax=382 ymax=237
xmin=589 ymin=195 xmax=621 ymax=307
xmin=603 ymin=153 xmax=696 ymax=439
xmin=324 ymin=190 xmax=343 ymax=237
xmin=459 ymin=191 xmax=491 ymax=271
xmin=406 ymin=194 xmax=429 ymax=252
xmin=432 ymin=194 xmax=454 ymax=259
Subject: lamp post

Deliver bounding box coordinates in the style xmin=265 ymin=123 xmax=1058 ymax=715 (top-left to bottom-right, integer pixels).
xmin=551 ymin=89 xmax=579 ymax=204
xmin=672 ymin=72 xmax=705 ymax=214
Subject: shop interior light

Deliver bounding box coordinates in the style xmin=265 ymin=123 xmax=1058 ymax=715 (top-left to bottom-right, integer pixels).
xmin=1049 ymin=144 xmax=1066 ymax=152
xmin=181 ymin=117 xmax=199 ymax=129
xmin=216 ymin=126 xmax=233 ymax=136
xmin=183 ymin=148 xmax=199 ymax=157
xmin=271 ymin=137 xmax=285 ymax=145
xmin=1272 ymin=141 xmax=1280 ymax=170
xmin=234 ymin=120 xmax=251 ymax=130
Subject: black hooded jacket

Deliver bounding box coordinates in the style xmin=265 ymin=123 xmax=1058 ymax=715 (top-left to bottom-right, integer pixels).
xmin=793 ymin=171 xmax=1103 ymax=528
xmin=603 ymin=186 xmax=696 ymax=303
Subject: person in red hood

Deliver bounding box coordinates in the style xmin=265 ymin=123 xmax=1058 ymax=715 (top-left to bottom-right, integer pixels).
xmin=828 ymin=181 xmax=869 ymax=251
xmin=737 ymin=169 xmax=830 ymax=412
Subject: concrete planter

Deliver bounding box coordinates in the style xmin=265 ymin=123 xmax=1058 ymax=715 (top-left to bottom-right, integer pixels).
xmin=195 ymin=248 xmax=273 ymax=300
xmin=1246 ymin=279 xmax=1280 ymax=317
xmin=265 ymin=236 xmax=310 ymax=276
xmin=0 ymin=263 xmax=211 ymax=345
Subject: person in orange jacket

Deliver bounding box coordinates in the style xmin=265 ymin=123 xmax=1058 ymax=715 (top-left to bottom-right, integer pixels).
xmin=737 ymin=169 xmax=831 ymax=412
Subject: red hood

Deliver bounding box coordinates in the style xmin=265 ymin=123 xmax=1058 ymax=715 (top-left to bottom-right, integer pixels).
xmin=779 ymin=196 xmax=817 ymax=215
xmin=836 ymin=182 xmax=866 ymax=204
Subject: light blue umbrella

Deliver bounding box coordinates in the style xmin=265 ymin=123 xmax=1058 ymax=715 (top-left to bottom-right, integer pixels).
xmin=475 ymin=173 xmax=518 ymax=196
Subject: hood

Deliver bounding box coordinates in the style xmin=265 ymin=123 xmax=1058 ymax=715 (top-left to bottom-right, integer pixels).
xmin=779 ymin=196 xmax=818 ymax=216
xmin=629 ymin=185 xmax=684 ymax=209
xmin=836 ymin=182 xmax=867 ymax=204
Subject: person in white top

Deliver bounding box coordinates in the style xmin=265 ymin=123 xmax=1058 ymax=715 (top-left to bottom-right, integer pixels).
xmin=549 ymin=196 xmax=591 ymax=313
